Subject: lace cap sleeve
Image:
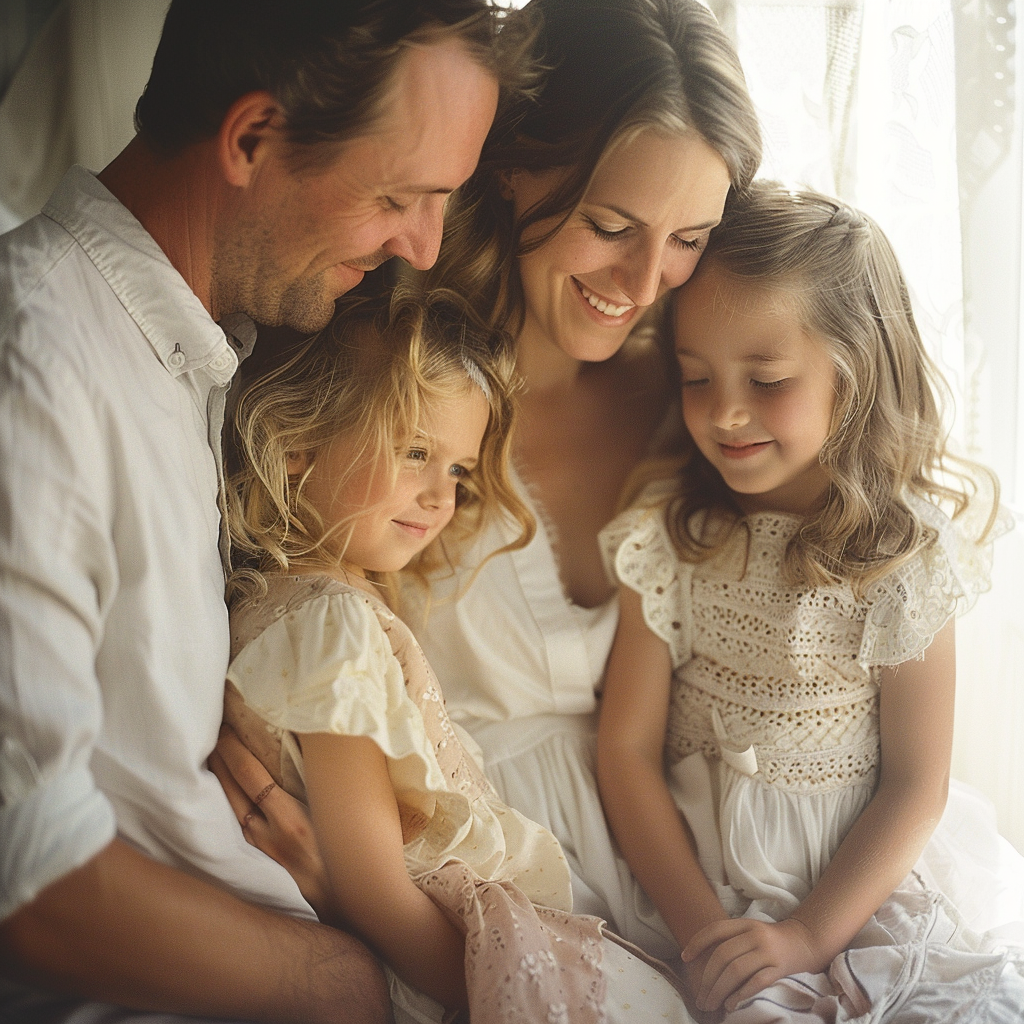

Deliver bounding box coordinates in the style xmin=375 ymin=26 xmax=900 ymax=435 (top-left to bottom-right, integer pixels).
xmin=859 ymin=494 xmax=1010 ymax=667
xmin=600 ymin=488 xmax=693 ymax=669
xmin=227 ymin=591 xmax=446 ymax=792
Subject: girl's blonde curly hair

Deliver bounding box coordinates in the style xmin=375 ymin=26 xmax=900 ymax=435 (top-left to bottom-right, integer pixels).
xmin=646 ymin=180 xmax=999 ymax=595
xmin=227 ymin=287 xmax=534 ymax=600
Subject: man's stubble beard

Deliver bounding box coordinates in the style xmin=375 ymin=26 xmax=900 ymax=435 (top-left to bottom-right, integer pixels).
xmin=211 ymin=218 xmax=337 ymax=334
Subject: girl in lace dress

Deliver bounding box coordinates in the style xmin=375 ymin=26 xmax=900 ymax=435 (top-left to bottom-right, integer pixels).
xmin=596 ymin=181 xmax=1024 ymax=1022
xmin=221 ymin=289 xmax=694 ymax=1024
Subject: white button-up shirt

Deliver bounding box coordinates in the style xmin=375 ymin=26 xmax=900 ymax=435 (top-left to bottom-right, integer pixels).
xmin=0 ymin=166 xmax=311 ymax=923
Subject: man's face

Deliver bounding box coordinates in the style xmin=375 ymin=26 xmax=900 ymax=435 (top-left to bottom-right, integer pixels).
xmin=213 ymin=37 xmax=499 ymax=331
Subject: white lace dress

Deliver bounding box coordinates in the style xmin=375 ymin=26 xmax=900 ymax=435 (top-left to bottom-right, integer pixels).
xmin=601 ymin=495 xmax=1024 ymax=1022
xmin=225 ymin=574 xmax=693 ymax=1024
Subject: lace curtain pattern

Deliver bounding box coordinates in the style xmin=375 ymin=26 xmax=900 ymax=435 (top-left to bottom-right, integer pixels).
xmin=710 ymin=0 xmax=1024 ymax=851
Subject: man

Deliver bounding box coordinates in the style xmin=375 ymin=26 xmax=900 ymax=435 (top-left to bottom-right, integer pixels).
xmin=0 ymin=2 xmax=530 ymax=1021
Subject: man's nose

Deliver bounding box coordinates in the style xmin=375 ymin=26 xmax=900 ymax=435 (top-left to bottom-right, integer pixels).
xmin=384 ymin=198 xmax=446 ymax=271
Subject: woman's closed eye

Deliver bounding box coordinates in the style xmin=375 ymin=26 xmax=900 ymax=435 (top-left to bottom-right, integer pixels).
xmin=584 ymin=216 xmax=631 ymax=241
xmin=584 ymin=216 xmax=705 ymax=253
xmin=752 ymin=378 xmax=790 ymax=390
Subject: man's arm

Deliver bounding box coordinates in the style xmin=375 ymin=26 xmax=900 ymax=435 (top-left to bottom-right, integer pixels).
xmin=0 ymin=838 xmax=392 ymax=1024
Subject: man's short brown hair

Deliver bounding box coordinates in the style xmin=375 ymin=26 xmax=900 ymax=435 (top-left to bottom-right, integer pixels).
xmin=135 ymin=0 xmax=535 ymax=166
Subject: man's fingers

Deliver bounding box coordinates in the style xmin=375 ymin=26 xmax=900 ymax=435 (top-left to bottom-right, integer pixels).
xmin=214 ymin=724 xmax=276 ymax=802
xmin=208 ymin=745 xmax=252 ymax=821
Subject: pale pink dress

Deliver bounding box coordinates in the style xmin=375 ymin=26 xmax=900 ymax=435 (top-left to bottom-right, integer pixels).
xmin=225 ymin=574 xmax=691 ymax=1024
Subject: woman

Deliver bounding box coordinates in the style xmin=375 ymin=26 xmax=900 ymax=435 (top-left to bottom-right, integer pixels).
xmin=218 ymin=0 xmax=761 ymax=971
xmin=401 ymin=0 xmax=761 ymax=962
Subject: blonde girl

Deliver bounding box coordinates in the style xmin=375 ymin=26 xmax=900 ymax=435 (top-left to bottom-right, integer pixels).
xmin=220 ymin=289 xmax=694 ymax=1024
xmin=597 ymin=181 xmax=1023 ymax=1021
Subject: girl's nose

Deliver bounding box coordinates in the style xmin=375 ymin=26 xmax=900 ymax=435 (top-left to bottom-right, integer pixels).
xmin=711 ymin=392 xmax=751 ymax=430
xmin=418 ymin=468 xmax=456 ymax=510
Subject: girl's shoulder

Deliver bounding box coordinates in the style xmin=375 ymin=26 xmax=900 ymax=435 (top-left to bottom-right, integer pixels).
xmin=599 ymin=480 xmax=696 ymax=667
xmin=227 ymin=573 xmax=407 ymax=739
xmin=859 ymin=493 xmax=1011 ymax=667
xmin=229 ymin=572 xmax=391 ymax=658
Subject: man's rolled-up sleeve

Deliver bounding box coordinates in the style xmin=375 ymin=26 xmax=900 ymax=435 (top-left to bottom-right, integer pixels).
xmin=0 ymin=328 xmax=118 ymax=920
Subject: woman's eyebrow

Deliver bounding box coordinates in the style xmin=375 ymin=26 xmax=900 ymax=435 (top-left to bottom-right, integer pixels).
xmin=592 ymin=202 xmax=721 ymax=232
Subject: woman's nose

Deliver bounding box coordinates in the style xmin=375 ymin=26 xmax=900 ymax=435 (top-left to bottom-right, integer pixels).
xmin=613 ymin=239 xmax=665 ymax=308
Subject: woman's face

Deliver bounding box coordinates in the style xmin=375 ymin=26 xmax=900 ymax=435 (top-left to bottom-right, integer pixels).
xmin=510 ymin=128 xmax=732 ymax=365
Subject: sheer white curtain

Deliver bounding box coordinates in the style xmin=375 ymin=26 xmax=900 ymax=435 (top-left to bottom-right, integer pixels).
xmin=710 ymin=0 xmax=1024 ymax=851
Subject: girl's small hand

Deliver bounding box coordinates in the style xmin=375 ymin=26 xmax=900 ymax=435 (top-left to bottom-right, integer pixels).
xmin=682 ymin=916 xmax=821 ymax=1012
xmin=210 ymin=725 xmax=332 ymax=921
xmin=680 ymin=948 xmax=725 ymax=1024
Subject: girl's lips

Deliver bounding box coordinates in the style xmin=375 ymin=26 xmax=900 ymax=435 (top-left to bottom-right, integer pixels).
xmin=393 ymin=520 xmax=429 ymax=539
xmin=572 ymin=278 xmax=638 ymax=325
xmin=718 ymin=440 xmax=773 ymax=459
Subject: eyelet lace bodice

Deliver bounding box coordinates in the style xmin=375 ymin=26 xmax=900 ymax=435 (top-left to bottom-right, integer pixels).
xmin=601 ymin=495 xmax=1002 ymax=793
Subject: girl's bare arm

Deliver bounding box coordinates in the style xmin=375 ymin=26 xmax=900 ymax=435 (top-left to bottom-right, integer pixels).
xmin=597 ymin=586 xmax=730 ymax=950
xmin=300 ymin=731 xmax=468 ymax=1012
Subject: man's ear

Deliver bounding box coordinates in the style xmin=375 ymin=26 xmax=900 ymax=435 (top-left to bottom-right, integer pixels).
xmin=287 ymin=450 xmax=310 ymax=476
xmin=217 ymin=90 xmax=284 ymax=188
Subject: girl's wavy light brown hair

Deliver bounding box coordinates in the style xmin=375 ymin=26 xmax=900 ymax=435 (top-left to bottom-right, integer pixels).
xmin=227 ymin=287 xmax=534 ymax=600
xmin=427 ymin=0 xmax=762 ymax=335
xmin=656 ymin=180 xmax=999 ymax=594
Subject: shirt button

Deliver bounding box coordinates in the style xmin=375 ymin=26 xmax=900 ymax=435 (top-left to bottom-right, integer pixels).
xmin=168 ymin=345 xmax=186 ymax=370
xmin=210 ymin=352 xmax=234 ymax=372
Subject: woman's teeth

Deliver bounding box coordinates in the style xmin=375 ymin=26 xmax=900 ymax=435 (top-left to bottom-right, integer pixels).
xmin=580 ymin=285 xmax=633 ymax=318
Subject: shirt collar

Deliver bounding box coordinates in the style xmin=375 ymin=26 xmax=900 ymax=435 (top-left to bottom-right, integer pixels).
xmin=42 ymin=165 xmax=240 ymax=387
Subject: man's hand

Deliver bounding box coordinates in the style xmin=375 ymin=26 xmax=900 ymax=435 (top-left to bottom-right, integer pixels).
xmin=210 ymin=725 xmax=332 ymax=921
xmin=682 ymin=916 xmax=823 ymax=1013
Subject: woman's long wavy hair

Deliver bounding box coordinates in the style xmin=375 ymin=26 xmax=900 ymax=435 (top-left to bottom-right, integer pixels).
xmin=227 ymin=288 xmax=534 ymax=600
xmin=659 ymin=180 xmax=999 ymax=594
xmin=428 ymin=0 xmax=762 ymax=335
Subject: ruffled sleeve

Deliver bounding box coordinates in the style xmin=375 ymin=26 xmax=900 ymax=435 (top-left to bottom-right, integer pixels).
xmin=859 ymin=494 xmax=1010 ymax=667
xmin=600 ymin=488 xmax=694 ymax=670
xmin=227 ymin=591 xmax=448 ymax=801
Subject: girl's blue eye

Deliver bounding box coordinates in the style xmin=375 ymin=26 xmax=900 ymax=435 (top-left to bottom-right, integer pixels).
xmin=449 ymin=464 xmax=468 ymax=479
